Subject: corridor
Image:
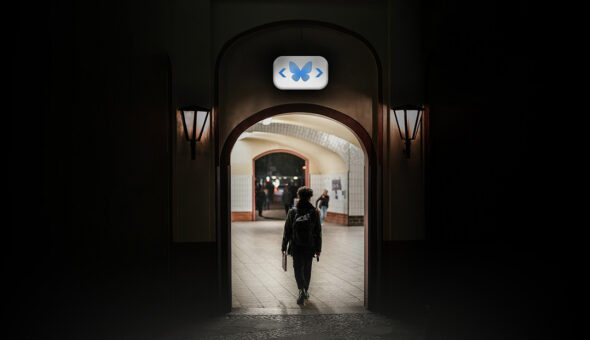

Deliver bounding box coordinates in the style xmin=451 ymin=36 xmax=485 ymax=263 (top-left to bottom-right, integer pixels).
xmin=231 ymin=220 xmax=364 ymax=314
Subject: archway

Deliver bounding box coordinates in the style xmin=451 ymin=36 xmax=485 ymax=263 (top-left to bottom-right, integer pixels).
xmin=252 ymin=149 xmax=309 ymax=222
xmin=218 ymin=103 xmax=377 ymax=312
xmin=213 ymin=20 xmax=384 ymax=313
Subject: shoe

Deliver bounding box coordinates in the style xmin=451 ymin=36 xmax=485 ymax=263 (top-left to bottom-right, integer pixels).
xmin=304 ymin=288 xmax=309 ymax=299
xmin=297 ymin=289 xmax=305 ymax=305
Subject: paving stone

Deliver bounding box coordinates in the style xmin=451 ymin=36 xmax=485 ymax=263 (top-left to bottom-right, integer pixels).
xmin=162 ymin=313 xmax=425 ymax=340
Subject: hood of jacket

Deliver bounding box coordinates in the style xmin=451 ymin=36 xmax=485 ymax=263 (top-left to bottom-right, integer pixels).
xmin=296 ymin=200 xmax=315 ymax=212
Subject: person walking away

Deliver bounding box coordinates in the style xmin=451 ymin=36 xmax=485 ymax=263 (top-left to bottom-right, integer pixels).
xmin=290 ymin=180 xmax=298 ymax=206
xmin=282 ymin=183 xmax=293 ymax=215
xmin=255 ymin=183 xmax=265 ymax=217
xmin=281 ymin=186 xmax=322 ymax=305
xmin=315 ymin=189 xmax=330 ymax=224
xmin=263 ymin=186 xmax=269 ymax=210
xmin=265 ymin=180 xmax=275 ymax=209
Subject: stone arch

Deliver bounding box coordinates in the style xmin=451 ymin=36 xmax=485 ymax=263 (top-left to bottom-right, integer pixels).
xmin=215 ymin=20 xmax=383 ymax=313
xmin=252 ymin=149 xmax=310 ymax=188
xmin=218 ymin=103 xmax=377 ymax=312
xmin=231 ymin=148 xmax=311 ymax=222
xmin=213 ymin=20 xmax=383 ymax=154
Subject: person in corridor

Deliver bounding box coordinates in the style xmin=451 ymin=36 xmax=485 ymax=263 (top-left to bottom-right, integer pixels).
xmin=265 ymin=180 xmax=275 ymax=209
xmin=315 ymin=189 xmax=330 ymax=224
xmin=255 ymin=183 xmax=265 ymax=217
xmin=289 ymin=180 xmax=299 ymax=206
xmin=282 ymin=183 xmax=293 ymax=215
xmin=281 ymin=186 xmax=322 ymax=305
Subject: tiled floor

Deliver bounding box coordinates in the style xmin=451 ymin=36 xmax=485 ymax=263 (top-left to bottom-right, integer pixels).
xmin=254 ymin=205 xmax=289 ymax=221
xmin=231 ymin=220 xmax=365 ymax=314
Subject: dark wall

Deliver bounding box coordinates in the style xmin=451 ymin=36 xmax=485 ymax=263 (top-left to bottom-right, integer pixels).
xmin=13 ymin=0 xmax=178 ymax=337
xmin=12 ymin=0 xmax=537 ymax=338
xmin=424 ymin=0 xmax=531 ymax=241
xmin=382 ymin=1 xmax=539 ymax=338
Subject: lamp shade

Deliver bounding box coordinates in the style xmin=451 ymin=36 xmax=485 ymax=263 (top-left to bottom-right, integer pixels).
xmin=182 ymin=110 xmax=196 ymax=141
xmin=392 ymin=105 xmax=424 ymax=142
xmin=179 ymin=106 xmax=210 ymax=142
xmin=179 ymin=105 xmax=210 ymax=160
xmin=392 ymin=105 xmax=425 ymax=159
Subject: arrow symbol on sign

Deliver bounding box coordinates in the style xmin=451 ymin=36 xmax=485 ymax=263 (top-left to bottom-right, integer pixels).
xmin=279 ymin=68 xmax=286 ymax=78
xmin=316 ymin=68 xmax=323 ymax=78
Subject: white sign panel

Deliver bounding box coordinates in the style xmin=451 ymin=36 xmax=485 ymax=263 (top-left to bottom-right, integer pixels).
xmin=273 ymin=56 xmax=328 ymax=90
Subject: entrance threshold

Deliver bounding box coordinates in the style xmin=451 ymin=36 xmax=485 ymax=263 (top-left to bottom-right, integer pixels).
xmin=230 ymin=306 xmax=369 ymax=315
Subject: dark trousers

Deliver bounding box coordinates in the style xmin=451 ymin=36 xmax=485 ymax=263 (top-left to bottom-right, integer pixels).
xmin=292 ymin=247 xmax=315 ymax=290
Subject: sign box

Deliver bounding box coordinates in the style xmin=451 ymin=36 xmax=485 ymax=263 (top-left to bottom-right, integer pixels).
xmin=273 ymin=56 xmax=328 ymax=90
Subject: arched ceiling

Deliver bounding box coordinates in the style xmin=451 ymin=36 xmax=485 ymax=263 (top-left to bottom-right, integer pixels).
xmin=231 ymin=113 xmax=365 ymax=175
xmin=231 ymin=132 xmax=347 ymax=175
xmin=267 ymin=113 xmax=361 ymax=148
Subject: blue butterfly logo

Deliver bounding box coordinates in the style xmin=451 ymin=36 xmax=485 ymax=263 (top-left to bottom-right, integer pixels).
xmin=289 ymin=61 xmax=312 ymax=82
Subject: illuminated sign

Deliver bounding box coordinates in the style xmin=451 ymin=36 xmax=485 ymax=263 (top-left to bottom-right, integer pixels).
xmin=273 ymin=56 xmax=328 ymax=90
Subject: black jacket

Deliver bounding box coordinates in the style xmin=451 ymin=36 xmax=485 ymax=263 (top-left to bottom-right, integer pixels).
xmin=316 ymin=194 xmax=329 ymax=208
xmin=281 ymin=201 xmax=322 ymax=255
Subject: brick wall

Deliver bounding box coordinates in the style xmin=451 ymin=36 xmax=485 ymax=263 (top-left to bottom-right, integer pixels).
xmin=231 ymin=211 xmax=253 ymax=221
xmin=348 ymin=215 xmax=364 ymax=226
xmin=325 ymin=211 xmax=348 ymax=225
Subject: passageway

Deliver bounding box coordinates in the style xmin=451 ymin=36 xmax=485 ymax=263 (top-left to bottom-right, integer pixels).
xmin=229 ymin=112 xmax=368 ymax=313
xmin=231 ymin=220 xmax=364 ymax=313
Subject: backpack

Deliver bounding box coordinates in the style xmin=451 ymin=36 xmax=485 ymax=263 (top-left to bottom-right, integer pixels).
xmin=291 ymin=207 xmax=315 ymax=247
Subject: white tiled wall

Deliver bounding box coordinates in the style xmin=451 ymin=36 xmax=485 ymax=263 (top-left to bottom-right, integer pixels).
xmin=326 ymin=174 xmax=348 ymax=214
xmin=231 ymin=175 xmax=252 ymax=212
xmin=310 ymin=173 xmax=348 ymax=214
xmin=310 ymin=174 xmax=323 ymax=213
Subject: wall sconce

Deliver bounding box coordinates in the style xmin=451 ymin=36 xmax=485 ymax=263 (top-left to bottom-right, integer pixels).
xmin=392 ymin=105 xmax=424 ymax=158
xmin=179 ymin=106 xmax=210 ymax=160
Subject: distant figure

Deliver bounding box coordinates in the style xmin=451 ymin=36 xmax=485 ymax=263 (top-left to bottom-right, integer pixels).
xmin=255 ymin=183 xmax=265 ymax=217
xmin=315 ymin=189 xmax=330 ymax=224
xmin=282 ymin=186 xmax=322 ymax=305
xmin=289 ymin=180 xmax=299 ymax=206
xmin=263 ymin=186 xmax=269 ymax=209
xmin=265 ymin=180 xmax=275 ymax=208
xmin=282 ymin=184 xmax=293 ymax=214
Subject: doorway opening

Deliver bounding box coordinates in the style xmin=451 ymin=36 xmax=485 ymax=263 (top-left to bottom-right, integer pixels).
xmin=253 ymin=150 xmax=309 ymax=221
xmin=222 ymin=108 xmax=375 ymax=313
xmin=214 ymin=20 xmax=383 ymax=313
